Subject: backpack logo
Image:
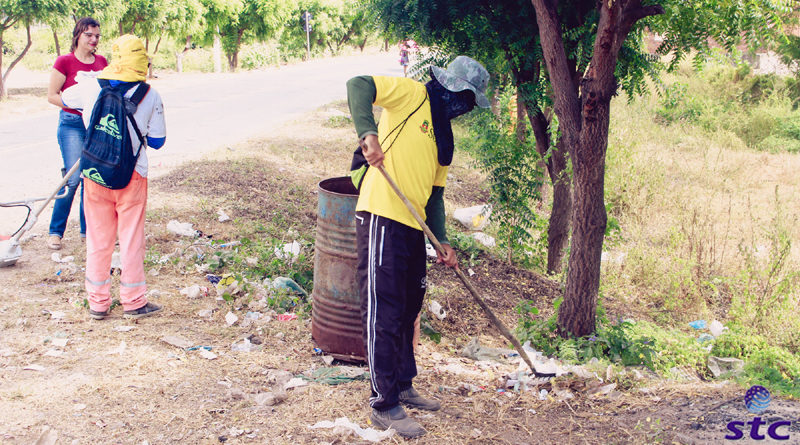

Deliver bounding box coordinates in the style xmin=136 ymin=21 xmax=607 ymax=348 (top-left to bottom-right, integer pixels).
xmin=95 ymin=113 xmax=122 ymax=140
xmin=81 ymin=167 xmax=108 ymax=187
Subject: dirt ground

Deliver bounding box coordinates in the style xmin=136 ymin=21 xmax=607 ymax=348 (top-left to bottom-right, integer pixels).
xmin=1 ymin=97 xmax=799 ymax=444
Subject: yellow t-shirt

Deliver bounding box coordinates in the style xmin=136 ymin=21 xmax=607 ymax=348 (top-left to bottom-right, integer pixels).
xmin=355 ymin=76 xmax=448 ymax=230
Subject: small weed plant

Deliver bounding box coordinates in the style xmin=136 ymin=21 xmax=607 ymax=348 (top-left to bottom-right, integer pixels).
xmin=460 ymin=90 xmax=546 ymax=268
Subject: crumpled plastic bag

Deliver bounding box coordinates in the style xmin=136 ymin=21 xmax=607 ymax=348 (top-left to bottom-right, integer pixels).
xmin=453 ymin=205 xmax=492 ymax=230
xmin=166 ymin=220 xmax=199 ymax=237
xmin=309 ymin=417 xmax=394 ymax=442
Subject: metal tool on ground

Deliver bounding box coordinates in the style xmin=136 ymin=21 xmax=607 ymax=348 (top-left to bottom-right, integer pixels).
xmin=0 ymin=160 xmax=81 ymax=268
xmin=376 ymin=165 xmax=536 ymax=373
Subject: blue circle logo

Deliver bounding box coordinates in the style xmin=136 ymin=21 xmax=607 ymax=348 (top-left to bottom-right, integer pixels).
xmin=744 ymin=385 xmax=771 ymax=414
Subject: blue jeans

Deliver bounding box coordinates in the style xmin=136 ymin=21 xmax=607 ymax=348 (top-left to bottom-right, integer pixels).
xmin=49 ymin=110 xmax=86 ymax=237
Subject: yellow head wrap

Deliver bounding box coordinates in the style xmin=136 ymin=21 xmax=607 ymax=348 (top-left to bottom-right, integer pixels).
xmin=98 ymin=34 xmax=149 ymax=82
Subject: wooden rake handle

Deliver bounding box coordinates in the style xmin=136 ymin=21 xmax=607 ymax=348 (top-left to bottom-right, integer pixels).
xmin=376 ymin=165 xmax=535 ymax=373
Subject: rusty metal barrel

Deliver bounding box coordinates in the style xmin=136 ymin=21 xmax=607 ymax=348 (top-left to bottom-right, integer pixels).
xmin=311 ymin=177 xmax=364 ymax=362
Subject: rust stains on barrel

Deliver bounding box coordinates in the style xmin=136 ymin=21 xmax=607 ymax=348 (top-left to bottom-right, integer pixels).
xmin=312 ymin=177 xmax=364 ymax=362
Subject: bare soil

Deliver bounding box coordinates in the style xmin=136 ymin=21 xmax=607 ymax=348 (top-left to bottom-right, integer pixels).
xmin=1 ymin=98 xmax=798 ymax=445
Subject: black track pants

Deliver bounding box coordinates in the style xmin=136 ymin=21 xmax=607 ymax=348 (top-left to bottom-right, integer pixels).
xmin=356 ymin=211 xmax=426 ymax=410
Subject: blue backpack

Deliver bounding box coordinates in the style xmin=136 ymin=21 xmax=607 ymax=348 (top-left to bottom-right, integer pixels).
xmin=81 ymin=79 xmax=149 ymax=189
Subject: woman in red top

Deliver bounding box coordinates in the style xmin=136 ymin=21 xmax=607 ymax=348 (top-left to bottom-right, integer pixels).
xmin=45 ymin=17 xmax=107 ymax=250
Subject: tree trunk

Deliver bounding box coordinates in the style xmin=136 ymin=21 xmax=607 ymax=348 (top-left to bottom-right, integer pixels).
xmin=0 ymin=32 xmax=5 ymax=99
xmin=1 ymin=25 xmax=33 ymax=100
xmin=53 ymin=29 xmax=61 ymax=56
xmin=213 ymin=30 xmax=222 ymax=73
xmin=531 ymin=0 xmax=664 ymax=337
xmin=546 ymin=139 xmax=572 ymax=274
xmin=359 ymin=36 xmax=368 ymax=51
xmin=176 ymin=36 xmax=191 ymax=73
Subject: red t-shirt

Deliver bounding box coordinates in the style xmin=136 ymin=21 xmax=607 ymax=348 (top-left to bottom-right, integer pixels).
xmin=53 ymin=53 xmax=107 ymax=116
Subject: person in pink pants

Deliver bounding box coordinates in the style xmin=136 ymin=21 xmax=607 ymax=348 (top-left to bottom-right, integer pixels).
xmin=63 ymin=35 xmax=166 ymax=319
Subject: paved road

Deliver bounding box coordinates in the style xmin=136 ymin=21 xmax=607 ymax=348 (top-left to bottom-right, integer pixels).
xmin=0 ymin=51 xmax=400 ymax=234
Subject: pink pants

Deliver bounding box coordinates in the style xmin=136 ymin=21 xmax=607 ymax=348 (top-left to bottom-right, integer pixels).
xmin=83 ymin=172 xmax=148 ymax=312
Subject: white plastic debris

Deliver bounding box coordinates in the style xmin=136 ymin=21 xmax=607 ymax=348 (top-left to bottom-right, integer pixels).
xmin=111 ymin=251 xmax=121 ymax=270
xmin=166 ymin=220 xmax=199 ymax=237
xmin=180 ymin=285 xmax=203 ymax=299
xmin=217 ymin=209 xmax=231 ymax=222
xmin=468 ymin=268 xmax=476 ymax=277
xmin=198 ymin=349 xmax=218 ymax=360
xmin=231 ymin=338 xmax=254 ymax=352
xmin=283 ymin=377 xmax=309 ymax=390
xmin=425 ymin=243 xmax=437 ymax=258
xmin=429 ymin=300 xmax=446 ymax=320
xmin=453 ymin=205 xmax=492 ymax=230
xmin=709 ymin=320 xmax=726 ymax=337
xmin=274 ymin=241 xmax=301 ymax=261
xmin=225 ymin=312 xmax=239 ymax=326
xmin=50 ymin=253 xmax=74 ymax=263
xmin=472 ymin=232 xmax=496 ymax=247
xmin=51 ymin=338 xmax=68 ymax=347
xmin=309 ymin=417 xmax=395 ymax=443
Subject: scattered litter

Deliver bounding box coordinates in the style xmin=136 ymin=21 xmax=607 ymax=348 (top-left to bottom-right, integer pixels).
xmin=472 ymin=232 xmax=495 ymax=247
xmin=322 ymin=355 xmax=334 ymax=366
xmin=313 ymin=348 xmax=323 ymax=355
xmin=180 ymin=285 xmax=208 ymax=299
xmin=51 ymin=338 xmax=68 ymax=347
xmin=216 ymin=275 xmax=242 ymax=297
xmin=225 ymin=312 xmax=239 ymax=326
xmin=460 ymin=338 xmax=513 ymax=361
xmin=538 ymin=389 xmax=548 ymax=400
xmin=231 ymin=338 xmax=255 ymax=352
xmin=148 ymin=269 xmax=159 ymax=277
xmin=161 ymin=335 xmax=194 ymax=349
xmin=111 ymin=251 xmax=121 ymax=271
xmin=697 ymin=333 xmax=715 ymax=344
xmin=709 ymin=320 xmax=726 ymax=337
xmin=253 ymin=390 xmax=287 ymax=406
xmin=197 ymin=309 xmax=214 ymax=318
xmin=467 ymin=268 xmax=475 ymax=277
xmin=198 ymin=349 xmax=218 ymax=360
xmin=707 ymin=356 xmax=744 ymax=378
xmin=24 ymin=364 xmax=46 ymax=371
xmin=166 ymin=220 xmax=199 ymax=237
xmin=588 ymin=383 xmax=617 ymax=397
xmin=299 ymin=366 xmax=370 ymax=385
xmin=50 ymin=253 xmax=74 ymax=263
xmin=274 ymin=241 xmax=301 ymax=261
xmin=217 ymin=241 xmax=241 ymax=248
xmin=276 ymin=313 xmax=297 ymax=322
xmin=309 ymin=417 xmax=394 ymax=443
xmin=206 ymin=274 xmax=222 ymax=284
xmin=43 ymin=349 xmax=64 ymax=357
xmin=114 ymin=326 xmax=136 ymax=332
xmin=269 ymin=276 xmax=307 ymax=297
xmin=245 ymin=311 xmax=262 ymax=320
xmin=428 ymin=300 xmax=446 ymax=320
xmin=47 ymin=311 xmax=66 ymax=320
xmin=453 ymin=205 xmax=492 ymax=230
xmin=217 ymin=209 xmax=231 ymax=222
xmin=425 ymin=244 xmax=437 ymax=258
xmin=688 ymin=320 xmax=707 ymax=330
xmin=283 ymin=377 xmax=309 ymax=390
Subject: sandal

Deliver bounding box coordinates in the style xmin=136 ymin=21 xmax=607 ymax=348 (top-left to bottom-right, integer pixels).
xmin=47 ymin=235 xmax=62 ymax=250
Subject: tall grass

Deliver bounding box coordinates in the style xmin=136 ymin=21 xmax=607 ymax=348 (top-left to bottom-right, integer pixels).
xmin=604 ymin=60 xmax=800 ymax=357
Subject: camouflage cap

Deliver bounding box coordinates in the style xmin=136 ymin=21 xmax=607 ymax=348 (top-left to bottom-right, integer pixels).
xmin=431 ymin=56 xmax=490 ymax=108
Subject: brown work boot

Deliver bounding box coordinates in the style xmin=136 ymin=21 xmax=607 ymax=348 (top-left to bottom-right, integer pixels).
xmin=399 ymin=387 xmax=441 ymax=411
xmin=370 ymin=405 xmax=426 ymax=438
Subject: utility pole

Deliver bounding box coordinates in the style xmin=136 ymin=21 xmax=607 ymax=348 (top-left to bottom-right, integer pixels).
xmin=303 ymin=11 xmax=312 ymax=61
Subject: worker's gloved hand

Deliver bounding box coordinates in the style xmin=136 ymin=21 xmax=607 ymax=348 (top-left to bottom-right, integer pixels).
xmin=436 ymin=243 xmax=458 ymax=269
xmin=359 ymin=134 xmax=384 ymax=168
